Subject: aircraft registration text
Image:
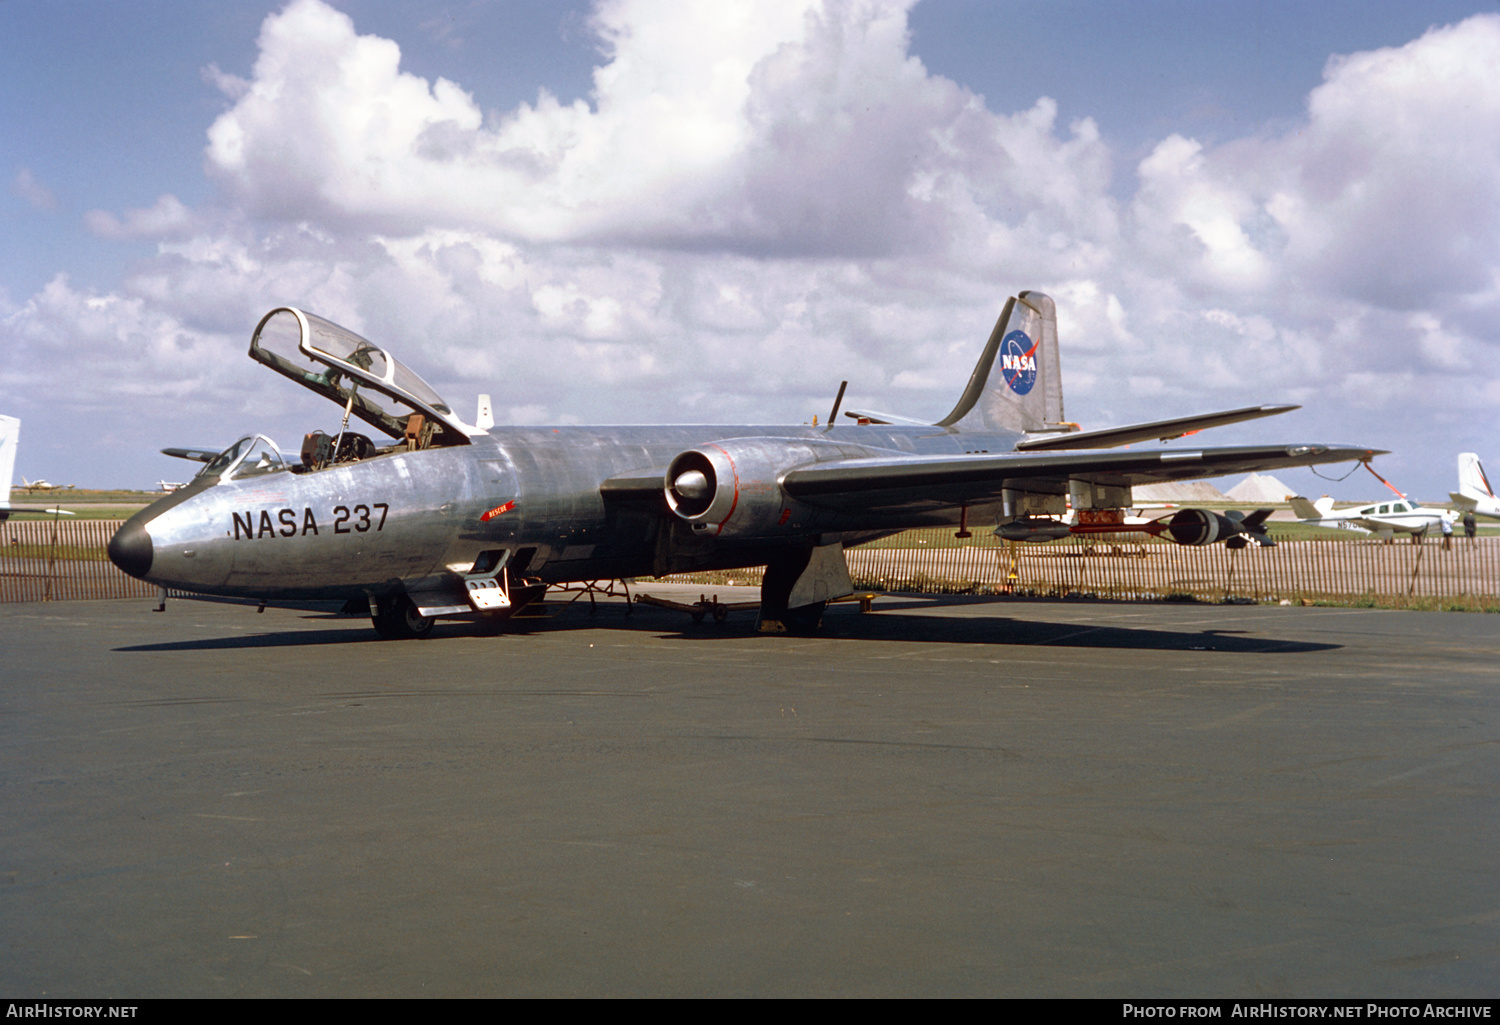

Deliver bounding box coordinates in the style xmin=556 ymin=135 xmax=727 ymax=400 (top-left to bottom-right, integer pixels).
xmin=231 ymin=503 xmax=390 ymax=540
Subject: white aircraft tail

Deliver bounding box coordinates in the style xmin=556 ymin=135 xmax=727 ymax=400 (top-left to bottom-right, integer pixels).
xmin=1456 ymin=452 xmax=1494 ymax=503
xmin=938 ymin=291 xmax=1067 ymax=434
xmin=1289 ymin=495 xmax=1336 ymax=520
xmin=0 ymin=415 xmax=17 ymax=518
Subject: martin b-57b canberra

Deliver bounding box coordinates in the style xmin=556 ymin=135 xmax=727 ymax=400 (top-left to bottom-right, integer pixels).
xmin=109 ymin=292 xmax=1380 ymax=638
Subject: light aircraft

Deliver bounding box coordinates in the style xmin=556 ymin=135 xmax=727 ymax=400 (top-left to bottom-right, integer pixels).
xmin=18 ymin=477 xmax=74 ymax=493
xmin=1448 ymin=452 xmax=1499 ymax=520
xmin=156 ymin=480 xmax=187 ymax=493
xmin=1288 ymin=494 xmax=1454 ymax=541
xmin=109 ymin=292 xmax=1381 ymax=638
xmin=0 ymin=415 xmax=16 ymax=523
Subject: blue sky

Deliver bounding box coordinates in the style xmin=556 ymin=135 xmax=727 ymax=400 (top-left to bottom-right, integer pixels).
xmin=3 ymin=0 xmax=1499 ymax=501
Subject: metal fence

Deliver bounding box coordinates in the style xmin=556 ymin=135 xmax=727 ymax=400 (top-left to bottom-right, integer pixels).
xmin=843 ymin=531 xmax=1500 ymax=602
xmin=1 ymin=518 xmax=159 ymax=603
xmin=3 ymin=519 xmax=1497 ymax=605
xmin=667 ymin=529 xmax=1500 ymax=603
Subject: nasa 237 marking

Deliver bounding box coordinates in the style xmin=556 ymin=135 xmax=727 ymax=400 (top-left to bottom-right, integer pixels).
xmin=231 ymin=503 xmax=389 ymax=540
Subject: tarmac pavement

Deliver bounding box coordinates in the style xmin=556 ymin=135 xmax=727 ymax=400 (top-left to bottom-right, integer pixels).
xmin=1 ymin=589 xmax=1496 ymax=997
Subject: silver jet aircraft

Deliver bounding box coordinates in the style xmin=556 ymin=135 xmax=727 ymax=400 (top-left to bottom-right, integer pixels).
xmin=109 ymin=292 xmax=1381 ymax=638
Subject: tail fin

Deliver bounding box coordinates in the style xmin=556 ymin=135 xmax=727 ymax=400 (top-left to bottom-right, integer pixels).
xmin=1289 ymin=495 xmax=1335 ymax=521
xmin=1458 ymin=452 xmax=1494 ymax=502
xmin=938 ymin=291 xmax=1066 ymax=434
xmin=0 ymin=416 xmax=17 ymax=520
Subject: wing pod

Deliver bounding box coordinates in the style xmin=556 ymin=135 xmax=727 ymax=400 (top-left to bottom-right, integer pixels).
xmin=995 ymin=517 xmax=1072 ymax=542
xmin=1158 ymin=508 xmax=1275 ymax=548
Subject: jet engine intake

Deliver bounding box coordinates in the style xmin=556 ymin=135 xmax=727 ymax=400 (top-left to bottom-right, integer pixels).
xmin=664 ymin=438 xmax=887 ymax=538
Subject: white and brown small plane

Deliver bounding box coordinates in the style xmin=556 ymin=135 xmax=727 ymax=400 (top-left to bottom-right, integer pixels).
xmin=1289 ymin=494 xmax=1454 ymax=541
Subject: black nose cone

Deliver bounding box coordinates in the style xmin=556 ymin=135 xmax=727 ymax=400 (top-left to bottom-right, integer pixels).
xmin=108 ymin=520 xmax=153 ymax=579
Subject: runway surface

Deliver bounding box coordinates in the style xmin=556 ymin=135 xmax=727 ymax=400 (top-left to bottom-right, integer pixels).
xmin=2 ymin=590 xmax=1496 ymax=997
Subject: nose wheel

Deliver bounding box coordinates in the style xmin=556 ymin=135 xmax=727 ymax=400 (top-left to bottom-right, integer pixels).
xmin=371 ymin=593 xmax=435 ymax=640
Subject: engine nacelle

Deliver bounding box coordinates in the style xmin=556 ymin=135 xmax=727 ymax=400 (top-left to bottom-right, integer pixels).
xmin=1162 ymin=508 xmax=1241 ymax=547
xmin=665 ymin=437 xmax=882 ymax=538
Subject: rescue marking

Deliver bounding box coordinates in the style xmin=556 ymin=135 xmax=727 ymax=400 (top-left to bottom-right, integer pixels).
xmin=480 ymin=501 xmax=516 ymax=522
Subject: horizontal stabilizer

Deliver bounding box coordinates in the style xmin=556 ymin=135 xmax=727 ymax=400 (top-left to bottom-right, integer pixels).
xmin=1015 ymin=405 xmax=1299 ymax=452
xmin=843 ymin=409 xmax=933 ymax=427
xmin=162 ymin=447 xmax=221 ymax=463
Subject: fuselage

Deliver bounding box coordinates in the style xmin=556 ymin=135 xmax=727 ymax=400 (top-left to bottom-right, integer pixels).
xmin=1317 ymin=502 xmax=1451 ymax=537
xmin=110 ymin=421 xmax=1022 ymax=602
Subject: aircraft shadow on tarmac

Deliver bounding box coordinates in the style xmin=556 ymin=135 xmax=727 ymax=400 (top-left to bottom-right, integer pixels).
xmin=115 ymin=596 xmax=1340 ymax=654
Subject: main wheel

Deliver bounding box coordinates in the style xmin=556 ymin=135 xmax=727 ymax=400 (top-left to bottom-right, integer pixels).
xmin=371 ymin=594 xmax=435 ymax=640
xmin=757 ymin=548 xmax=827 ymax=635
xmin=779 ymin=600 xmax=825 ymax=635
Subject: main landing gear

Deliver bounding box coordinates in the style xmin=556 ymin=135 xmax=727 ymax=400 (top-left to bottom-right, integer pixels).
xmin=757 ymin=545 xmax=844 ymax=635
xmin=370 ymin=593 xmax=435 ymax=640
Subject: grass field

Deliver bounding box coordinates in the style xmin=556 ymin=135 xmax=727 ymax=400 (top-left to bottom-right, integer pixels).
xmin=7 ymin=489 xmax=156 ymax=520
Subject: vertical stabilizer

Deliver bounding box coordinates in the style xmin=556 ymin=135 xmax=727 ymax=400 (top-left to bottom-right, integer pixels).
xmin=1289 ymin=495 xmax=1337 ymax=521
xmin=937 ymin=292 xmax=1067 ymax=434
xmin=1458 ymin=452 xmax=1494 ymax=502
xmin=0 ymin=416 xmax=17 ymax=522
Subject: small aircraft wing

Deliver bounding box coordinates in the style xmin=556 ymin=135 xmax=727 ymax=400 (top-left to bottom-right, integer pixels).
xmin=161 ymin=447 xmax=221 ymax=464
xmin=1346 ymin=517 xmax=1406 ymax=536
xmin=843 ymin=409 xmax=934 ymax=427
xmin=781 ymin=443 xmax=1380 ymax=515
xmin=1014 ymin=405 xmax=1299 ymax=452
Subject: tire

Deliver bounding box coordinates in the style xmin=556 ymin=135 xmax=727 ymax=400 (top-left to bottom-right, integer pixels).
xmin=371 ymin=594 xmax=435 ymax=640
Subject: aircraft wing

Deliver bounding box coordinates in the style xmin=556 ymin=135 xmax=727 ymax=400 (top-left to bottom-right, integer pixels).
xmin=1014 ymin=405 xmax=1298 ymax=451
xmin=780 ymin=443 xmax=1378 ymax=515
xmin=162 ymin=447 xmax=221 ymax=464
xmin=1345 ymin=517 xmax=1411 ymax=536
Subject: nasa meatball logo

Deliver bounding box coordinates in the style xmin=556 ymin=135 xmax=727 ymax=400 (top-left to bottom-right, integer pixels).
xmin=1000 ymin=330 xmax=1039 ymax=395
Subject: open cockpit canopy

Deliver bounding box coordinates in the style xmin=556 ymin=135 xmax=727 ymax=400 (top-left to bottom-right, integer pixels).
xmin=249 ymin=307 xmax=473 ymax=447
xmin=196 ymin=434 xmax=288 ymax=481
